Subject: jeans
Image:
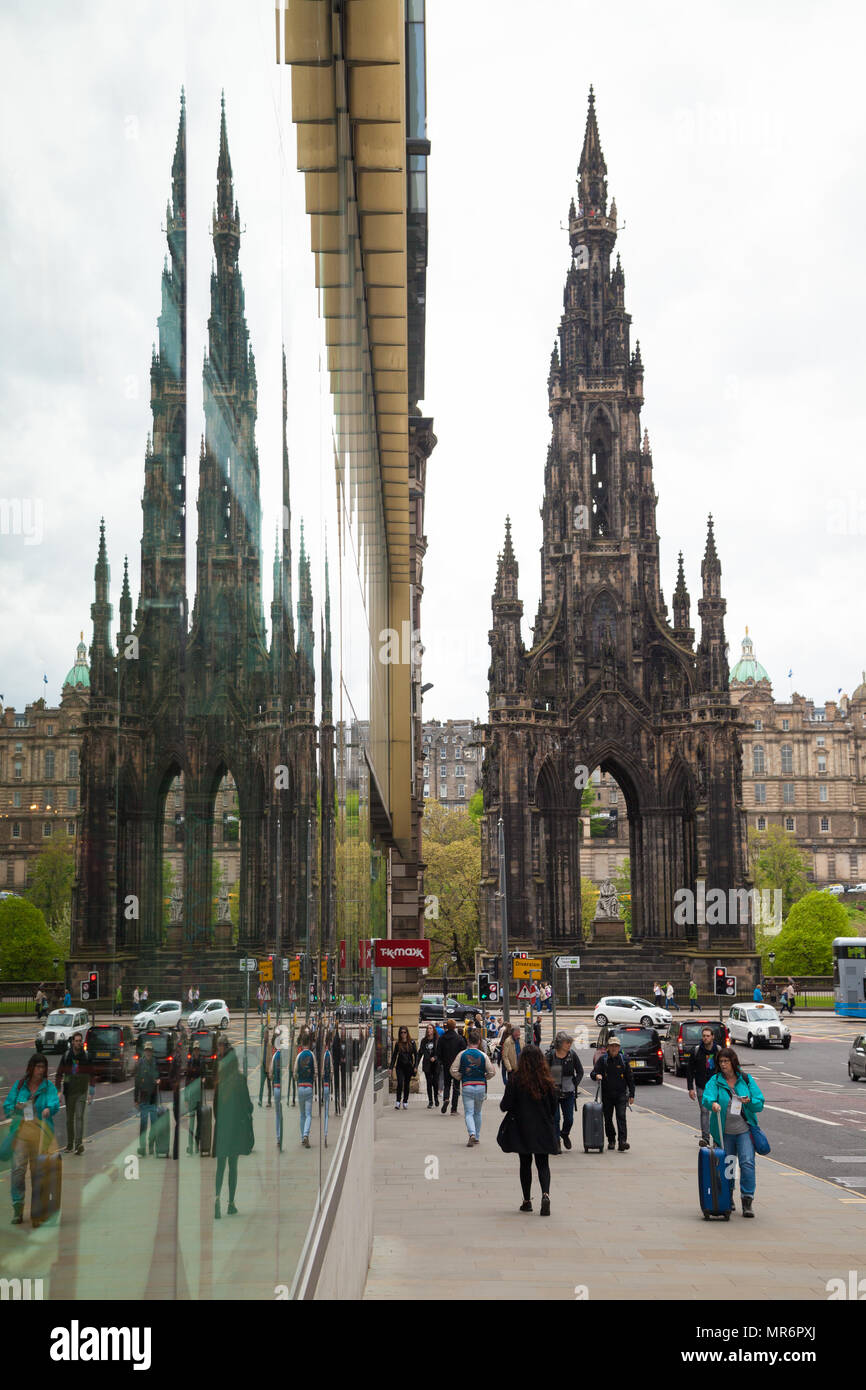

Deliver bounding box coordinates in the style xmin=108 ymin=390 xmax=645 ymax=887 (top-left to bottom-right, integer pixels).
xmin=322 ymin=1084 xmax=330 ymax=1139
xmin=462 ymin=1085 xmax=485 ymax=1139
xmin=423 ymin=1066 xmax=439 ymax=1105
xmin=519 ymin=1153 xmax=551 ymax=1201
xmin=215 ymin=1154 xmax=238 ymax=1204
xmin=667 ymin=998 xmax=678 ymax=1010
xmin=557 ymin=1091 xmax=576 ymax=1140
xmin=724 ymin=1129 xmax=756 ymax=1197
xmin=602 ymin=1094 xmax=629 ymax=1145
xmin=298 ymin=1084 xmax=313 ymax=1139
xmin=395 ymin=1061 xmax=413 ymax=1104
xmin=138 ymin=1102 xmax=157 ymax=1150
xmin=689 ymin=998 xmax=698 ymax=1011
xmin=258 ymin=1069 xmax=272 ymax=1105
xmin=65 ymin=1090 xmax=88 ymax=1149
xmin=696 ymin=1088 xmax=711 ymax=1143
xmin=442 ymin=1072 xmax=460 ymax=1111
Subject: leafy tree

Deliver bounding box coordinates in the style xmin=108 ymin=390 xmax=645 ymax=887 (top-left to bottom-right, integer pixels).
xmin=748 ymin=827 xmax=809 ymax=917
xmin=772 ymin=890 xmax=849 ymax=974
xmin=613 ymin=857 xmax=632 ymax=935
xmin=26 ymin=842 xmax=74 ymax=935
xmin=0 ymin=897 xmax=56 ymax=980
xmin=422 ymin=801 xmax=480 ymax=972
xmin=580 ymin=878 xmax=599 ymax=933
xmin=467 ymin=790 xmax=483 ymax=826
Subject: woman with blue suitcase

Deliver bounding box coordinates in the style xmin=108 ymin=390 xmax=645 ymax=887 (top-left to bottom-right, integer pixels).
xmin=703 ymin=1047 xmax=766 ymax=1219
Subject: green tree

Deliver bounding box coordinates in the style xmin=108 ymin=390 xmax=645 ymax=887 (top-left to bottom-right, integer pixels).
xmin=772 ymin=890 xmax=849 ymax=974
xmin=613 ymin=857 xmax=632 ymax=936
xmin=580 ymin=878 xmax=599 ymax=932
xmin=467 ymin=790 xmax=483 ymax=826
xmin=0 ymin=897 xmax=56 ymax=979
xmin=422 ymin=801 xmax=481 ymax=973
xmin=26 ymin=842 xmax=74 ymax=934
xmin=748 ymin=827 xmax=810 ymax=917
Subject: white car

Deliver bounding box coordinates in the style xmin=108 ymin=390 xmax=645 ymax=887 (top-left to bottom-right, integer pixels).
xmin=188 ymin=998 xmax=231 ymax=1030
xmin=827 ymin=883 xmax=846 ymax=895
xmin=36 ymin=1008 xmax=91 ymax=1054
xmin=848 ymin=883 xmax=866 ymax=894
xmin=728 ymin=1003 xmax=791 ymax=1050
xmin=133 ymin=999 xmax=182 ymax=1032
xmin=594 ymin=996 xmax=672 ymax=1030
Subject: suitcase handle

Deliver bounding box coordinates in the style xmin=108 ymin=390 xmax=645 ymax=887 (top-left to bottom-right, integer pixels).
xmin=594 ymin=1084 xmax=600 ymax=1104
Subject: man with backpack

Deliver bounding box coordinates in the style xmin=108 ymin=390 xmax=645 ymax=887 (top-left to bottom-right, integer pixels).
xmin=545 ymin=1030 xmax=585 ymax=1152
xmin=686 ymin=1025 xmax=722 ymax=1147
xmin=590 ymin=1036 xmax=635 ymax=1151
xmin=451 ymin=1027 xmax=496 ymax=1146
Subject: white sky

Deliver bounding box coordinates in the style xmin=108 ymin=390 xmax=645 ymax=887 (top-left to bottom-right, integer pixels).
xmin=1 ymin=0 xmax=864 ymax=721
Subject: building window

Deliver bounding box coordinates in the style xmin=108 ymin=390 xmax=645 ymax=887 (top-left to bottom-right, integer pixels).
xmin=67 ymin=788 xmax=77 ymax=809
xmin=785 ymin=817 xmax=795 ymax=831
xmin=439 ymin=748 xmax=446 ymax=760
xmin=67 ymin=822 xmax=75 ymax=837
xmin=14 ymin=743 xmax=22 ymax=754
xmin=783 ymin=783 xmax=795 ymax=805
xmin=14 ymin=715 xmax=26 ymax=728
xmin=757 ymin=816 xmax=766 ymax=831
xmin=12 ymin=790 xmax=21 ymax=808
xmin=423 ymin=784 xmax=430 ymax=797
xmin=609 ymin=787 xmax=618 ymax=803
xmin=13 ymin=763 xmax=22 ymax=781
xmin=816 ymin=736 xmax=825 ymax=746
xmin=752 ymin=745 xmax=765 ymax=775
xmin=44 ymin=750 xmax=55 ymax=780
xmin=754 ymin=784 xmax=766 ymax=804
xmin=780 ymin=744 xmax=793 ymax=774
xmin=817 ymin=755 xmax=826 ymax=773
xmin=11 ymin=822 xmax=21 ymax=839
xmin=819 ymin=784 xmax=828 ymax=802
xmin=820 ymin=816 xmax=829 ymax=832
xmin=42 ymin=822 xmax=53 ymax=838
xmin=782 ymin=719 xmax=790 ymax=731
xmin=754 ymin=719 xmax=763 ymax=731
xmin=458 ymin=784 xmax=465 ymax=798
xmin=851 ymin=854 xmax=859 ymax=875
xmin=68 ymin=749 xmax=78 ymax=778
xmin=455 ymin=764 xmax=465 ymax=777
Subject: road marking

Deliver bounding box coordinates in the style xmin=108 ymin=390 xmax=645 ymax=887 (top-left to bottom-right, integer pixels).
xmin=762 ymin=1104 xmax=841 ymax=1126
xmin=823 ymin=1155 xmax=866 ymax=1162
xmin=779 ymin=1072 xmax=802 ymax=1079
xmin=832 ymin=1110 xmax=866 ymax=1117
xmin=833 ymin=1178 xmax=866 ymax=1188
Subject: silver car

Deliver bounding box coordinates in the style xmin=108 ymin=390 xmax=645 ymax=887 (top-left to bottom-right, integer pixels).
xmin=848 ymin=1033 xmax=866 ymax=1081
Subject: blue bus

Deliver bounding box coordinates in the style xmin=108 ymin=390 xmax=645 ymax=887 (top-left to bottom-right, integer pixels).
xmin=833 ymin=938 xmax=866 ymax=1018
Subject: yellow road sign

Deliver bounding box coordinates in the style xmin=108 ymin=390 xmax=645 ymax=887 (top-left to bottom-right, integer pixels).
xmin=289 ymin=960 xmax=300 ymax=982
xmin=320 ymin=958 xmax=328 ymax=981
xmin=513 ymin=958 xmax=543 ymax=979
xmin=258 ymin=960 xmax=273 ymax=982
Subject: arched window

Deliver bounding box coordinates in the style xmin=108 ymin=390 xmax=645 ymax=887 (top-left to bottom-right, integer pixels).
xmin=752 ymin=744 xmax=765 ymax=774
xmin=780 ymin=744 xmax=793 ymax=774
xmin=591 ymin=594 xmax=617 ymax=657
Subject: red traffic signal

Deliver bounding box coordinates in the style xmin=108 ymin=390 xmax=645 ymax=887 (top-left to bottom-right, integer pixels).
xmin=714 ymin=966 xmax=727 ymax=996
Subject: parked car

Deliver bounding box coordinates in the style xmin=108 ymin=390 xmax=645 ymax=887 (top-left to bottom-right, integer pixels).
xmin=847 ymin=883 xmax=866 ymax=894
xmin=727 ymin=1003 xmax=791 ymax=1049
xmin=594 ymin=1023 xmax=665 ymax=1084
xmin=662 ymin=1019 xmax=729 ymax=1076
xmin=594 ymin=995 xmax=672 ymax=1031
xmin=36 ymin=1008 xmax=91 ymax=1054
xmin=848 ymin=1033 xmax=866 ymax=1081
xmin=133 ymin=999 xmax=182 ymax=1032
xmin=187 ymin=998 xmax=230 ymax=1030
xmin=186 ymin=1028 xmax=220 ymax=1085
xmin=419 ymin=993 xmax=478 ymax=1023
xmin=133 ymin=1028 xmax=179 ymax=1088
xmin=85 ymin=1023 xmax=135 ymax=1081
xmin=827 ymin=883 xmax=846 ymax=895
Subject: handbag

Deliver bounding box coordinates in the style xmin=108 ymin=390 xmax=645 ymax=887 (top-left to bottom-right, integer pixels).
xmin=747 ymin=1122 xmax=771 ymax=1155
xmin=496 ymin=1110 xmax=521 ymax=1154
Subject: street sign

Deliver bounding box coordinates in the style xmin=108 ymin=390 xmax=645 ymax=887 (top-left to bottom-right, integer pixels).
xmin=239 ymin=958 xmax=257 ymax=972
xmin=320 ymin=957 xmax=328 ymax=981
xmin=289 ymin=960 xmax=300 ymax=982
xmin=258 ymin=960 xmax=273 ymax=982
xmin=488 ymin=980 xmax=500 ymax=1002
xmin=726 ymin=976 xmax=736 ymax=996
xmin=513 ymin=957 xmax=543 ymax=979
xmin=554 ymin=955 xmax=581 ymax=969
xmin=339 ymin=939 xmax=346 ymax=970
xmin=281 ymin=958 xmax=289 ymax=972
xmin=516 ymin=984 xmax=532 ymax=1000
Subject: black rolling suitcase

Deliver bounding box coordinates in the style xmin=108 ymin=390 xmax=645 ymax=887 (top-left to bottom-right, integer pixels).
xmin=582 ymin=1085 xmax=605 ymax=1153
xmin=198 ymin=1101 xmax=213 ymax=1157
xmin=150 ymin=1105 xmax=170 ymax=1157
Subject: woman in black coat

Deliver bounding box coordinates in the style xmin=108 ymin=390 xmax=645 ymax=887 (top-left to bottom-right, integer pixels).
xmin=389 ymin=1026 xmax=418 ymax=1110
xmin=499 ymin=1045 xmax=559 ymax=1216
xmin=213 ymin=1039 xmax=254 ymax=1219
xmin=417 ymin=1023 xmax=440 ymax=1109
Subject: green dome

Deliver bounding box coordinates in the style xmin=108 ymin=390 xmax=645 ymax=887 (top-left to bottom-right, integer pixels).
xmin=63 ymin=635 xmax=90 ymax=690
xmin=730 ymin=629 xmax=770 ymax=686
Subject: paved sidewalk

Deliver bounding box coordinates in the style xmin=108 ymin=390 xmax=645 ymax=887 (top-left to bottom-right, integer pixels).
xmin=363 ymin=1085 xmax=866 ymax=1300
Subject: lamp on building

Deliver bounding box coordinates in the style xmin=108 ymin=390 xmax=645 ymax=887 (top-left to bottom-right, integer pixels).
xmin=421 ymin=683 xmax=434 ymax=694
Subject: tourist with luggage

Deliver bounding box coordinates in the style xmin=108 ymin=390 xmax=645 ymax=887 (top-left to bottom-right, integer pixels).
xmin=55 ymin=1031 xmax=94 ymax=1155
xmin=133 ymin=1040 xmax=160 ymax=1156
xmin=545 ymin=1030 xmax=584 ymax=1152
xmin=451 ymin=1027 xmax=496 ymax=1146
xmin=418 ymin=1023 xmax=440 ymax=1109
xmin=686 ymin=1025 xmax=721 ymax=1147
xmin=436 ymin=1018 xmax=466 ymax=1114
xmin=3 ymin=1053 xmax=61 ymax=1226
xmin=294 ymin=1028 xmax=317 ymax=1147
xmin=703 ymin=1047 xmax=765 ymax=1218
xmin=389 ymin=1026 xmax=418 ymax=1110
xmin=184 ymin=1040 xmax=205 ymax=1153
xmin=498 ymin=1046 xmax=559 ymax=1216
xmin=590 ymin=1035 xmax=635 ymax=1151
xmin=213 ymin=1038 xmax=254 ymax=1217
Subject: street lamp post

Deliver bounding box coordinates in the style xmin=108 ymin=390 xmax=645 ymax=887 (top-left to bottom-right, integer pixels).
xmin=498 ymin=816 xmax=509 ymax=1022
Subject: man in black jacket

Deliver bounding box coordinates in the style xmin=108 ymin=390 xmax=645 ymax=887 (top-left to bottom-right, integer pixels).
xmin=55 ymin=1032 xmax=94 ymax=1154
xmin=133 ymin=1041 xmax=160 ymax=1157
xmin=435 ymin=1019 xmax=466 ymax=1115
xmin=590 ymin=1037 xmax=635 ymax=1151
xmin=686 ymin=1025 xmax=722 ymax=1147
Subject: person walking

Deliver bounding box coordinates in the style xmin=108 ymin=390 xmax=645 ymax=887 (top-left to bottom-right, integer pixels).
xmin=502 ymin=1025 xmax=522 ymax=1088
xmin=213 ymin=1038 xmax=254 ymax=1218
xmin=133 ymin=1040 xmax=160 ymax=1157
xmin=3 ymin=1054 xmax=61 ymax=1226
xmin=703 ymin=1047 xmax=765 ymax=1218
xmin=499 ymin=1046 xmax=559 ymax=1216
xmin=133 ymin=986 xmax=140 ymax=1011
xmin=184 ymin=1039 xmax=205 ymax=1154
xmin=294 ymin=1028 xmax=317 ymax=1148
xmin=418 ymin=1023 xmax=440 ymax=1109
xmin=63 ymin=988 xmax=72 ymax=1008
xmin=653 ymin=981 xmax=664 ymax=1009
xmin=34 ymin=986 xmax=45 ymax=1019
xmin=55 ymin=1031 xmax=94 ymax=1154
xmin=436 ymin=1018 xmax=466 ymax=1115
xmin=590 ymin=1035 xmax=635 ymax=1151
xmin=258 ymin=1021 xmax=274 ymax=1108
xmin=113 ymin=984 xmax=123 ymax=1016
xmin=686 ymin=1024 xmax=722 ymax=1147
xmin=452 ymin=1027 xmax=496 ymax=1146
xmin=321 ymin=1038 xmax=332 ymax=1149
xmin=495 ymin=1021 xmax=512 ymax=1087
xmin=141 ymin=987 xmax=148 ymax=1005
xmin=665 ymin=981 xmax=678 ymax=1011
xmin=545 ymin=1030 xmax=585 ymax=1152
xmin=187 ymin=987 xmax=194 ymax=1011
xmin=780 ymin=982 xmax=796 ymax=1016
xmin=331 ymin=1023 xmax=345 ymax=1114
xmin=753 ymin=983 xmax=764 ymax=1004
xmin=167 ymin=1036 xmax=184 ymax=1160
xmin=389 ymin=1026 xmax=418 ymax=1110
xmin=688 ymin=979 xmax=699 ymax=1012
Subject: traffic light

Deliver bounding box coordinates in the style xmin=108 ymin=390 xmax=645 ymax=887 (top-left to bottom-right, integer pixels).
xmin=81 ymin=972 xmax=98 ymax=1002
xmin=714 ymin=966 xmax=727 ymax=996
xmin=479 ymin=972 xmax=490 ymax=1002
xmin=488 ymin=980 xmax=500 ymax=1003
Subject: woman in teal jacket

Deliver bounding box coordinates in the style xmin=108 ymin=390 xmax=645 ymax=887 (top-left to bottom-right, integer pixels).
xmin=3 ymin=1053 xmax=61 ymax=1224
xmin=702 ymin=1046 xmax=765 ymax=1218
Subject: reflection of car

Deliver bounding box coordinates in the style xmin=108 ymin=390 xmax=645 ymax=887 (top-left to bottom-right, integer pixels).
xmin=133 ymin=999 xmax=182 ymax=1032
xmin=848 ymin=1034 xmax=866 ymax=1081
xmin=727 ymin=1004 xmax=791 ymax=1049
xmin=593 ymin=1024 xmax=665 ymax=1084
xmin=85 ymin=1023 xmax=135 ymax=1081
xmin=187 ymin=998 xmax=230 ymax=1030
xmin=134 ymin=1029 xmax=178 ymax=1088
xmin=594 ymin=996 xmax=672 ymax=1030
xmin=827 ymin=883 xmax=846 ymax=895
xmin=36 ymin=1009 xmax=91 ymax=1054
xmin=663 ymin=1019 xmax=729 ymax=1076
xmin=186 ymin=1029 xmax=220 ymax=1085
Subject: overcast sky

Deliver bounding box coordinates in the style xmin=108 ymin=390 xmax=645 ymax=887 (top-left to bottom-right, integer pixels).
xmin=1 ymin=0 xmax=864 ymax=724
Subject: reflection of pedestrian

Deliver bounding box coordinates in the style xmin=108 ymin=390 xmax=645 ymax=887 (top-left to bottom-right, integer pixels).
xmin=3 ymin=1054 xmax=61 ymax=1226
xmin=331 ymin=1024 xmax=345 ymax=1113
xmin=294 ymin=1029 xmax=317 ymax=1147
xmin=258 ymin=1022 xmax=273 ymax=1107
xmin=133 ymin=987 xmax=140 ymax=1010
xmin=133 ymin=1041 xmax=160 ymax=1156
xmin=213 ymin=1039 xmax=254 ymax=1218
xmin=55 ymin=1031 xmax=93 ymax=1154
xmin=184 ymin=1041 xmax=205 ymax=1154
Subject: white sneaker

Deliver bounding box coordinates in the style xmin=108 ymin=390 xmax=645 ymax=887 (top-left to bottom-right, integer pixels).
xmin=402 ymin=1102 xmax=408 ymax=1109
xmin=394 ymin=1101 xmax=400 ymax=1109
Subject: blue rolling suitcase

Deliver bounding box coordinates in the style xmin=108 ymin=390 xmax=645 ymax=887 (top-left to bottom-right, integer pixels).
xmin=699 ymin=1145 xmax=732 ymax=1220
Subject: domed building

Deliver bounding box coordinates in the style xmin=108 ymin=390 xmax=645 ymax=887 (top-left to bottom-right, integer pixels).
xmin=729 ymin=628 xmax=772 ymax=690
xmin=62 ymin=634 xmax=90 ymax=695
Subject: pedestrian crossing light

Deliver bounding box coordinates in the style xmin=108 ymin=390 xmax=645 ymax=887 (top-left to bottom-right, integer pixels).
xmin=81 ymin=972 xmax=98 ymax=1002
xmin=714 ymin=966 xmax=727 ymax=996
xmin=479 ymin=972 xmax=490 ymax=1002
